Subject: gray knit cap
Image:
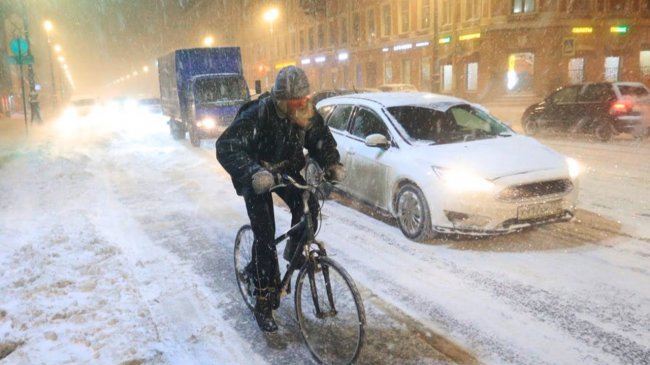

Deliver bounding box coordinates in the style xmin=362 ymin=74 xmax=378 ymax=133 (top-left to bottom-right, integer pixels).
xmin=272 ymin=66 xmax=310 ymax=100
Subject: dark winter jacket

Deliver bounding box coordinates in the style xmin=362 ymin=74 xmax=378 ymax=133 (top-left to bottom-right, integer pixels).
xmin=216 ymin=93 xmax=341 ymax=196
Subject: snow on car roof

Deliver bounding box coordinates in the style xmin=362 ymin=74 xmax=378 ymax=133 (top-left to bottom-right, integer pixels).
xmin=323 ymin=91 xmax=468 ymax=108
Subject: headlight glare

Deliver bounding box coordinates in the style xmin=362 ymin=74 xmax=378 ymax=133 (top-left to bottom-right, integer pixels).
xmin=432 ymin=166 xmax=494 ymax=192
xmin=198 ymin=117 xmax=216 ymax=129
xmin=566 ymin=157 xmax=582 ymax=179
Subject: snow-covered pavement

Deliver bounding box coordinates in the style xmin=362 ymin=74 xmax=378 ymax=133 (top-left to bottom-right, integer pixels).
xmin=1 ymin=112 xmax=649 ymax=364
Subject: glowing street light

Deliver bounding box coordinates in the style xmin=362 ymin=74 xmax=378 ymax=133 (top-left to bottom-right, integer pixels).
xmin=54 ymin=44 xmax=62 ymax=53
xmin=142 ymin=65 xmax=150 ymax=73
xmin=57 ymin=56 xmax=64 ymax=63
xmin=263 ymin=8 xmax=279 ymax=33
xmin=43 ymin=20 xmax=57 ymax=108
xmin=203 ymin=35 xmax=215 ymax=47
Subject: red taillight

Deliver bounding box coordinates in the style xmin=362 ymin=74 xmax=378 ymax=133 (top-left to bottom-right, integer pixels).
xmin=610 ymin=100 xmax=632 ymax=114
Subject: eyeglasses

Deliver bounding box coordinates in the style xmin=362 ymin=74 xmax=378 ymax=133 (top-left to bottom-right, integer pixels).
xmin=286 ymin=96 xmax=310 ymax=109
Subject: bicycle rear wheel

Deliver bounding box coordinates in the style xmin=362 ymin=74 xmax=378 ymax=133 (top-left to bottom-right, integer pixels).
xmin=234 ymin=224 xmax=255 ymax=311
xmin=295 ymin=256 xmax=366 ymax=365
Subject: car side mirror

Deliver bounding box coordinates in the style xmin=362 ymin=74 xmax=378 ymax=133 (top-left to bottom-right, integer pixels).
xmin=365 ymin=133 xmax=390 ymax=149
xmin=254 ymin=80 xmax=262 ymax=95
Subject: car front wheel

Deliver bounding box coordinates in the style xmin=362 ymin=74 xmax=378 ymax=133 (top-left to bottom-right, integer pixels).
xmin=396 ymin=184 xmax=433 ymax=242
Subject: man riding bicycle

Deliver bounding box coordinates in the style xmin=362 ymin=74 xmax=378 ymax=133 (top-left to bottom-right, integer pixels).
xmin=216 ymin=66 xmax=345 ymax=332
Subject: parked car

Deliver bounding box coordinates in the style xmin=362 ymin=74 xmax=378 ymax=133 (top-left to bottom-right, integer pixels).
xmin=316 ymin=92 xmax=581 ymax=241
xmin=377 ymin=83 xmax=418 ymax=92
xmin=521 ymin=81 xmax=650 ymax=141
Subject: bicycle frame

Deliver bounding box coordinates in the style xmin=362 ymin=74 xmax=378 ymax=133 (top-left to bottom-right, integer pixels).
xmin=274 ymin=188 xmax=328 ymax=298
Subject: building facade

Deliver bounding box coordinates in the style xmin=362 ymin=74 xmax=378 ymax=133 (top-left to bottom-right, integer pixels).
xmin=232 ymin=0 xmax=650 ymax=104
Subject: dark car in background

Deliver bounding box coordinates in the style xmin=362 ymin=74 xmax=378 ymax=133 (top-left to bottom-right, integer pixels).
xmin=137 ymin=97 xmax=162 ymax=114
xmin=521 ymin=82 xmax=650 ymax=141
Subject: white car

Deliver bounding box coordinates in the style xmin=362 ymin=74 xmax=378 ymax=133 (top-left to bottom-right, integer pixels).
xmin=65 ymin=97 xmax=100 ymax=118
xmin=317 ymin=92 xmax=581 ymax=241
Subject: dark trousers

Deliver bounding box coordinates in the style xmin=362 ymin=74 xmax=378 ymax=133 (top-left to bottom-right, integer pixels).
xmin=243 ymin=184 xmax=319 ymax=295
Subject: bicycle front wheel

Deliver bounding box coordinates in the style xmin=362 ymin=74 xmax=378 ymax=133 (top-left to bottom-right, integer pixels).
xmin=295 ymin=256 xmax=366 ymax=365
xmin=234 ymin=224 xmax=255 ymax=311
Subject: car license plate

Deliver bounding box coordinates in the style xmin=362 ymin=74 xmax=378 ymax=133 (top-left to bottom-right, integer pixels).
xmin=517 ymin=200 xmax=563 ymax=220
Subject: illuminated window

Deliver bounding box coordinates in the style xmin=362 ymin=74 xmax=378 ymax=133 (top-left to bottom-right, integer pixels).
xmin=329 ymin=19 xmax=337 ymax=47
xmin=604 ymin=56 xmax=620 ymax=81
xmin=402 ymin=59 xmax=412 ymax=84
xmin=367 ymin=9 xmax=376 ymax=40
xmin=385 ymin=61 xmax=393 ymax=83
xmin=640 ymin=50 xmax=650 ymax=76
xmin=568 ymin=57 xmax=585 ymax=84
xmin=317 ymin=24 xmax=324 ymax=48
xmin=513 ymin=0 xmax=535 ymax=14
xmin=507 ymin=53 xmax=535 ymax=92
xmin=466 ymin=62 xmax=478 ymax=91
xmin=352 ymin=13 xmax=361 ymax=43
xmin=421 ymin=56 xmax=431 ymax=90
xmin=441 ymin=64 xmax=453 ymax=92
xmin=465 ymin=0 xmax=479 ymax=20
xmin=441 ymin=0 xmax=451 ymax=25
xmin=400 ymin=0 xmax=410 ymax=33
xmin=420 ymin=0 xmax=431 ymax=29
xmin=382 ymin=4 xmax=392 ymax=37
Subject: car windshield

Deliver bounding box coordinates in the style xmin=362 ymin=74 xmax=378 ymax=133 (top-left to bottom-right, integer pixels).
xmin=194 ymin=76 xmax=248 ymax=104
xmin=618 ymin=85 xmax=649 ymax=97
xmin=387 ymin=104 xmax=511 ymax=144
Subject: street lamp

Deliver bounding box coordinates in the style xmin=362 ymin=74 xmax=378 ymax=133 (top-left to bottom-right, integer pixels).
xmin=43 ymin=20 xmax=57 ymax=109
xmin=203 ymin=35 xmax=215 ymax=47
xmin=263 ymin=8 xmax=279 ymax=33
xmin=54 ymin=44 xmax=62 ymax=53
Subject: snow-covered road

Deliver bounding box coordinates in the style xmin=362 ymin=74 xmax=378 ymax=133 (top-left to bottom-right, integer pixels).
xmin=1 ymin=113 xmax=649 ymax=364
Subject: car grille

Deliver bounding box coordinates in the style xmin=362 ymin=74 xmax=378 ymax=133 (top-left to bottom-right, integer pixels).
xmin=498 ymin=179 xmax=573 ymax=201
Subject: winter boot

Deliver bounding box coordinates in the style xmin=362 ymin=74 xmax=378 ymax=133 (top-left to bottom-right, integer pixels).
xmin=254 ymin=294 xmax=278 ymax=332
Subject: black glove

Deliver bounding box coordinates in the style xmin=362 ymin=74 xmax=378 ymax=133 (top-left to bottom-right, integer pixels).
xmin=261 ymin=160 xmax=289 ymax=174
xmin=251 ymin=169 xmax=276 ymax=194
xmin=325 ymin=164 xmax=347 ymax=183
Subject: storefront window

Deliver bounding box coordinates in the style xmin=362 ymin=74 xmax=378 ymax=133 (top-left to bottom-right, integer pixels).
xmin=640 ymin=50 xmax=650 ymax=76
xmin=604 ymin=56 xmax=620 ymax=81
xmin=466 ymin=62 xmax=478 ymax=91
xmin=568 ymin=57 xmax=585 ymax=84
xmin=507 ymin=53 xmax=534 ymax=93
xmin=441 ymin=64 xmax=453 ymax=92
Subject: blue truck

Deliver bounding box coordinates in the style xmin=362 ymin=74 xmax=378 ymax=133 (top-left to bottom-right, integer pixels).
xmin=157 ymin=47 xmax=251 ymax=146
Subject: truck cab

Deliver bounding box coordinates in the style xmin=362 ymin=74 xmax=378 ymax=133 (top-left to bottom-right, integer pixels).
xmin=158 ymin=47 xmax=253 ymax=147
xmin=185 ymin=73 xmax=250 ymax=145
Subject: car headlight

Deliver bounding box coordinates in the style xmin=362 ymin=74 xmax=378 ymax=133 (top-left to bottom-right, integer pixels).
xmin=432 ymin=166 xmax=494 ymax=192
xmin=566 ymin=157 xmax=582 ymax=179
xmin=197 ymin=117 xmax=216 ymax=129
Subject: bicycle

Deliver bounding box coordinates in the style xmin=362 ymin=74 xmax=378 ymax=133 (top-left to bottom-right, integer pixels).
xmin=233 ymin=160 xmax=366 ymax=365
